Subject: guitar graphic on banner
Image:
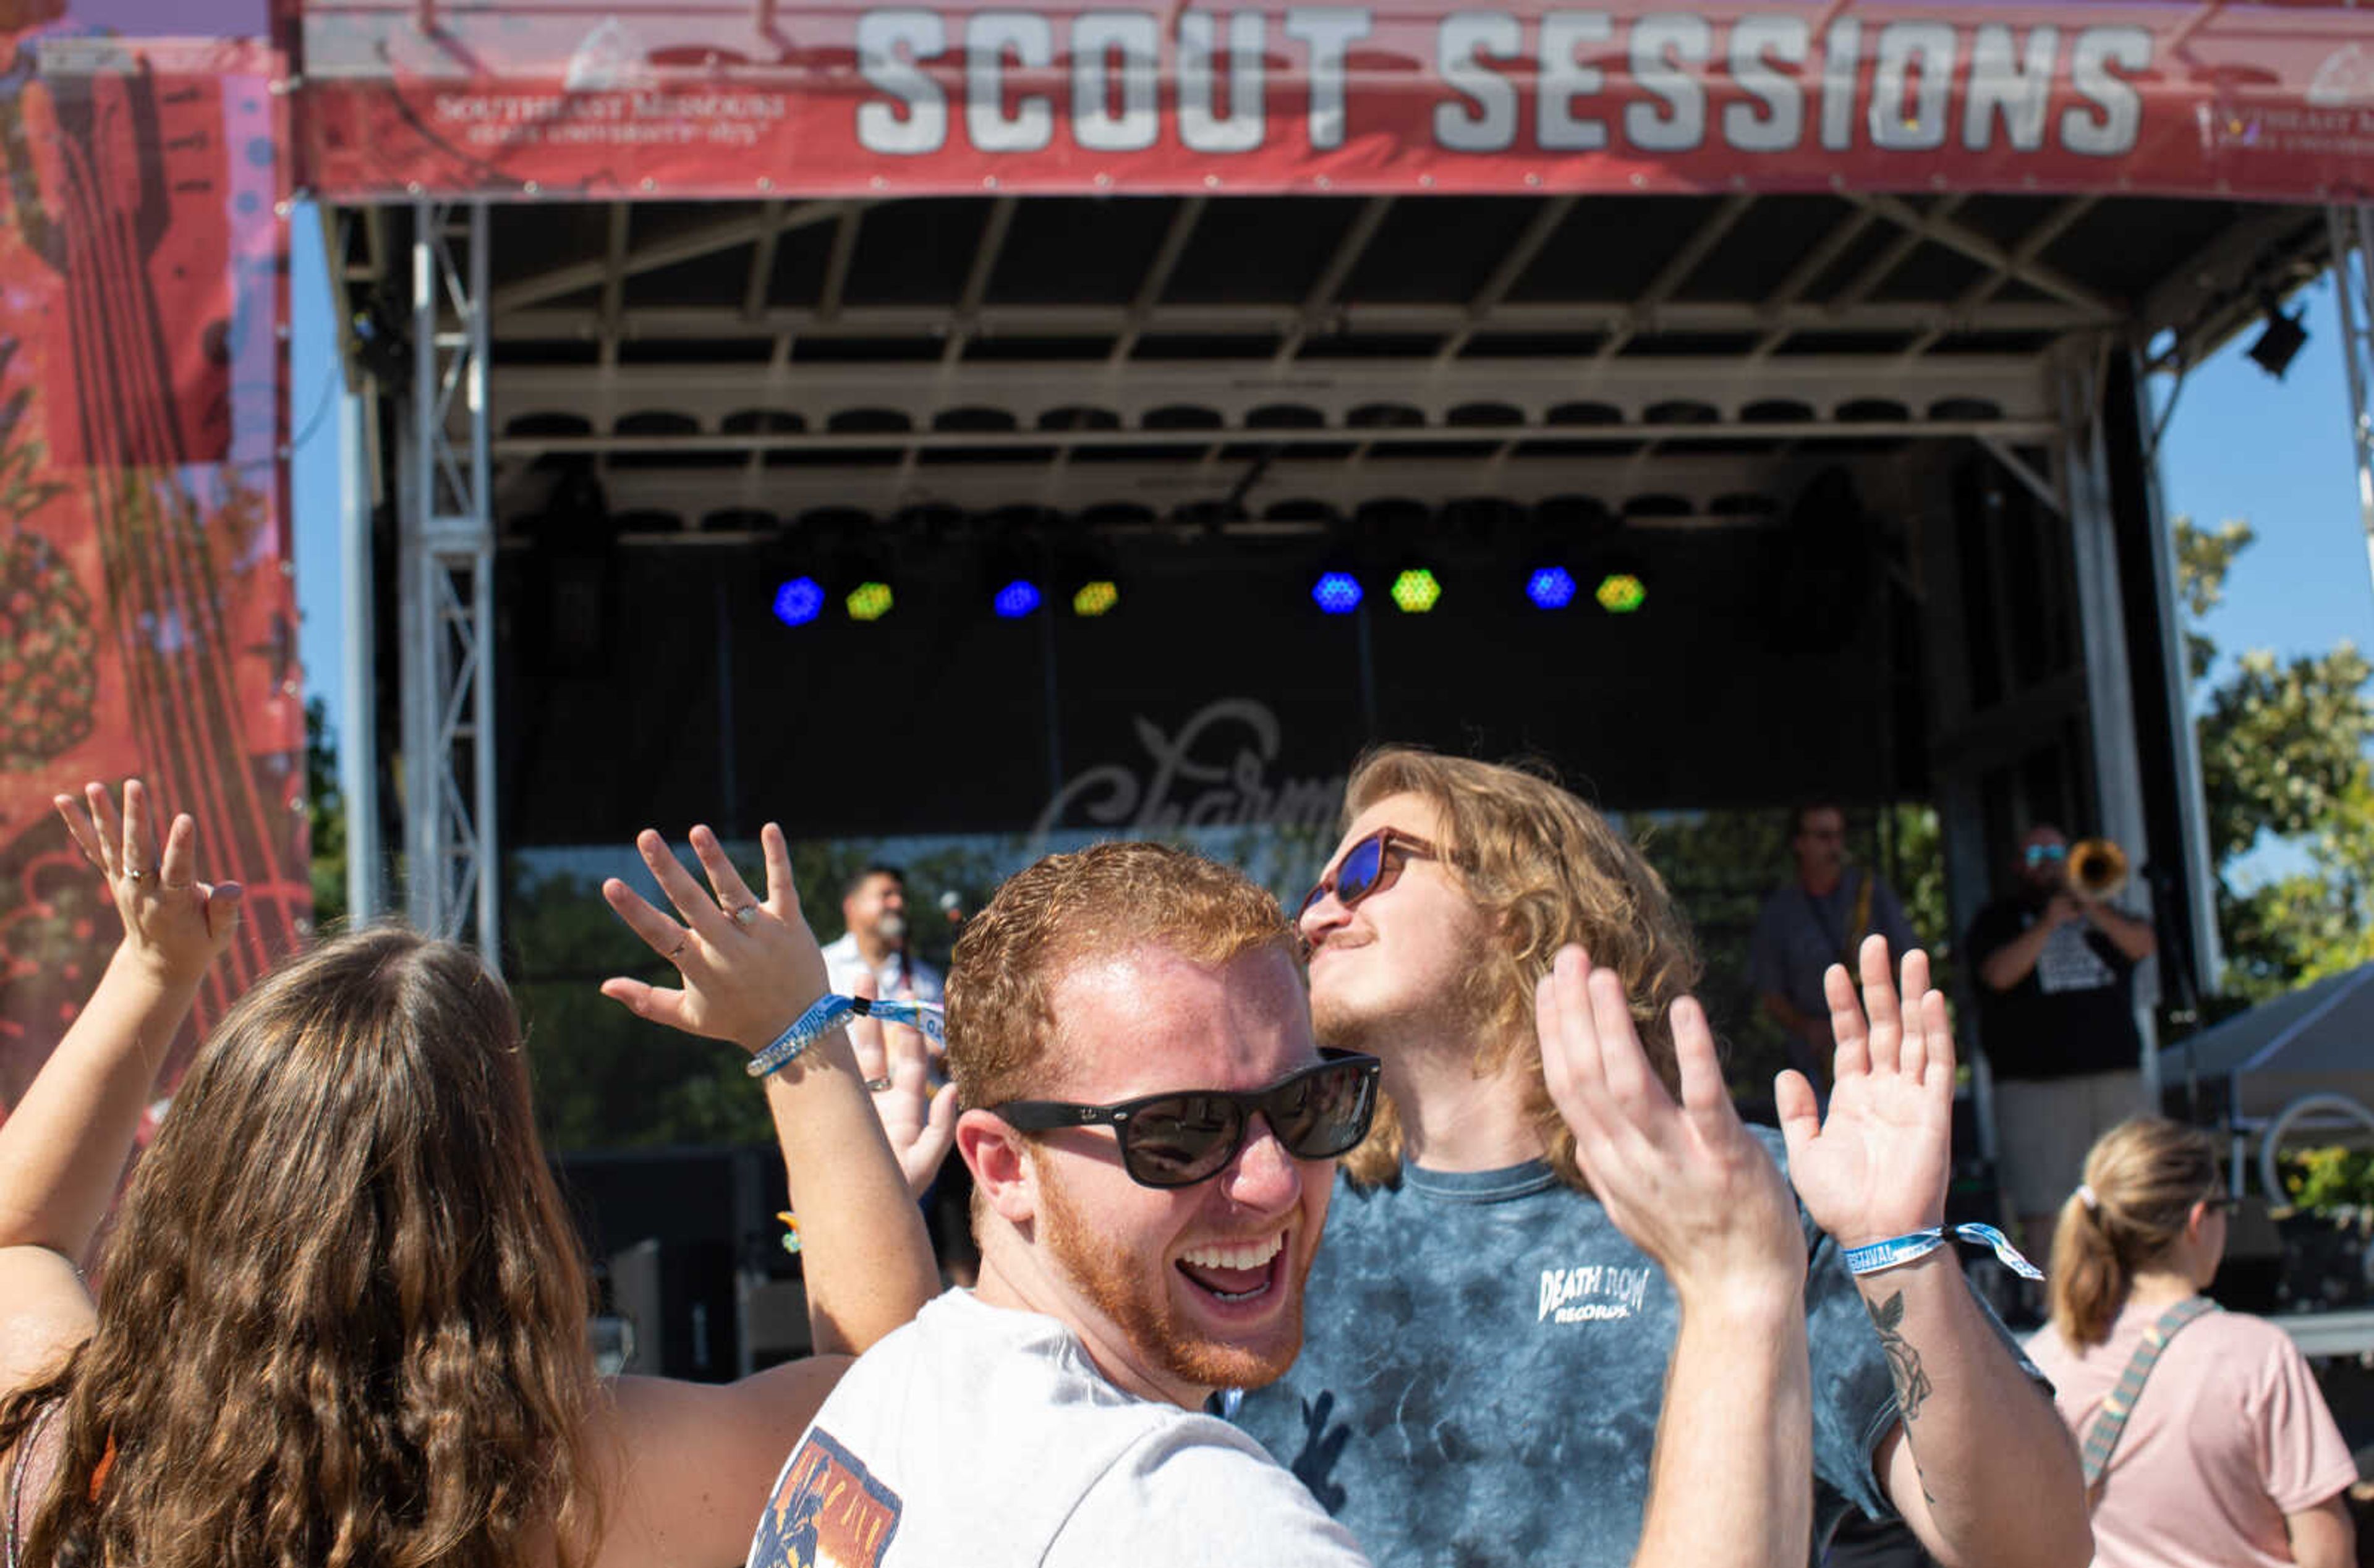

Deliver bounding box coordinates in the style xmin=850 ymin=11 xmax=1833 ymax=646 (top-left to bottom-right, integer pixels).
xmin=0 ymin=40 xmax=304 ymax=1070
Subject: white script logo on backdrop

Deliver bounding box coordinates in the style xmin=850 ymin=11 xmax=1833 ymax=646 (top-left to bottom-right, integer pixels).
xmin=1031 ymin=698 xmax=1345 ymax=845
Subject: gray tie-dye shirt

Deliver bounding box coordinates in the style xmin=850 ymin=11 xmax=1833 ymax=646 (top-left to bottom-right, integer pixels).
xmin=1235 ymin=1129 xmax=1928 ymax=1568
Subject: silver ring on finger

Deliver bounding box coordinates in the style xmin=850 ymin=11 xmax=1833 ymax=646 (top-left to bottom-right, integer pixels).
xmin=122 ymin=867 xmax=154 ymax=885
xmin=728 ymin=902 xmax=762 ymax=928
xmin=865 ymin=1076 xmax=895 ymax=1092
xmin=666 ymin=934 xmax=689 ymax=961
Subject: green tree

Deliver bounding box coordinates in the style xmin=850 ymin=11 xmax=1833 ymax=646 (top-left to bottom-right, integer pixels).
xmin=2177 ymin=516 xmax=2374 ymax=1001
xmin=305 ymin=697 xmax=346 ymax=931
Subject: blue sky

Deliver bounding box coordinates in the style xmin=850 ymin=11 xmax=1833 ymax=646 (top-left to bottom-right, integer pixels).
xmin=287 ymin=206 xmax=2374 ymax=829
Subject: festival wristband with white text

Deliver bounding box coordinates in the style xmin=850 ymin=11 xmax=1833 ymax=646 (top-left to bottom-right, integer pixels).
xmin=747 ymin=994 xmax=948 ymax=1078
xmin=1843 ymin=1223 xmax=2043 ymax=1281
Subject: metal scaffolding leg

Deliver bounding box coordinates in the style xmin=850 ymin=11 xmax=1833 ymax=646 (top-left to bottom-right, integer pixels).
xmin=2328 ymin=206 xmax=2374 ymax=602
xmin=401 ymin=201 xmax=500 ymax=964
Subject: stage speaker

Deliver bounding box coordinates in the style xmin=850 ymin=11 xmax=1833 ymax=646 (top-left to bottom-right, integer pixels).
xmin=608 ymin=1237 xmax=738 ymax=1382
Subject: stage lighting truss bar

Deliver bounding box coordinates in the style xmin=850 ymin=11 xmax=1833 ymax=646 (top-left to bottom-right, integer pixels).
xmin=493 ymin=297 xmax=2109 ymax=345
xmin=406 ymin=198 xmax=500 ymax=966
xmin=488 ymin=354 xmax=2051 ymax=445
xmin=566 ymin=449 xmax=1917 ymax=526
xmin=495 ymin=415 xmax=2055 ymax=461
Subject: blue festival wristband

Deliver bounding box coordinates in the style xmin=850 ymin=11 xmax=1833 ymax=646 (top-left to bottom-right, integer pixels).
xmin=1842 ymin=1223 xmax=2043 ymax=1282
xmin=746 ymin=994 xmax=948 ymax=1079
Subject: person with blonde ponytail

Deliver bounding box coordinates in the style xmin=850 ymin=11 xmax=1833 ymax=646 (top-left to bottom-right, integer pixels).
xmin=0 ymin=782 xmax=946 ymax=1568
xmin=2026 ymin=1116 xmax=2358 ymax=1568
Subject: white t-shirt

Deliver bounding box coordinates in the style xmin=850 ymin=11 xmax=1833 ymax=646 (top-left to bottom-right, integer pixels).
xmin=819 ymin=933 xmax=944 ymax=1006
xmin=742 ymin=1289 xmax=1366 ymax=1567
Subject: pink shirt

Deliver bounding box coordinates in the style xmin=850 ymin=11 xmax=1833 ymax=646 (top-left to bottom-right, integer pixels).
xmin=2026 ymin=1303 xmax=2357 ymax=1568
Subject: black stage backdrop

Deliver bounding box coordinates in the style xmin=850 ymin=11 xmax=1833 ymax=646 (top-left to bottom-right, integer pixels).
xmin=495 ymin=523 xmax=1920 ymax=845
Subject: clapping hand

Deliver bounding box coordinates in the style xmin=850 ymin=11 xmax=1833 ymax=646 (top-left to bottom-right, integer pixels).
xmin=845 ymin=972 xmax=958 ymax=1199
xmin=1776 ymin=936 xmax=1953 ymax=1249
xmin=1537 ymin=946 xmax=1805 ymax=1308
xmin=53 ymin=779 xmax=242 ymax=987
xmin=598 ymin=823 xmax=829 ymax=1054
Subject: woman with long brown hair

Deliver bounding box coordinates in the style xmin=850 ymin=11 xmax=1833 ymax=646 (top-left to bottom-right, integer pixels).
xmin=0 ymin=781 xmax=947 ymax=1567
xmin=2025 ymin=1116 xmax=2357 ymax=1568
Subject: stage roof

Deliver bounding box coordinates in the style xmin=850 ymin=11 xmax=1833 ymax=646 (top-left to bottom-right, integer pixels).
xmin=334 ymin=191 xmax=2333 ymax=528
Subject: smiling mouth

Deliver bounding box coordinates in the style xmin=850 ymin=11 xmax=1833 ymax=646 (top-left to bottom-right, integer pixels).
xmin=1176 ymin=1231 xmax=1287 ymax=1305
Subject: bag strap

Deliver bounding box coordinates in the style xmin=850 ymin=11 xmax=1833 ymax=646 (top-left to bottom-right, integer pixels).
xmin=2080 ymin=1297 xmax=2220 ymax=1493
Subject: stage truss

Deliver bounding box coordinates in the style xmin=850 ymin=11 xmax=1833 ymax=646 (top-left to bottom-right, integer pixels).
xmin=351 ymin=189 xmax=2328 ymax=974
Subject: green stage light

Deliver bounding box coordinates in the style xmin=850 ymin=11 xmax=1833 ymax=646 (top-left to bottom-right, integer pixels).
xmin=1595 ymin=572 xmax=1646 ymax=614
xmin=847 ymin=580 xmax=895 ymax=622
xmin=1073 ymin=579 xmax=1120 ymax=617
xmin=1390 ymin=567 xmax=1442 ymax=614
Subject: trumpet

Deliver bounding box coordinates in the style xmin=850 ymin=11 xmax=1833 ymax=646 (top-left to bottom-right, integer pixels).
xmin=2068 ymin=838 xmax=2129 ymax=901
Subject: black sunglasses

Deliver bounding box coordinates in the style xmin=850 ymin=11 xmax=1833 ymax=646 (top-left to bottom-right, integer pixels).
xmin=992 ymin=1050 xmax=1382 ymax=1189
xmin=1298 ymin=828 xmax=1439 ymax=922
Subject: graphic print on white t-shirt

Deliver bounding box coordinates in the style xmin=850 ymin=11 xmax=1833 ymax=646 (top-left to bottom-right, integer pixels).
xmin=747 ymin=1426 xmax=903 ymax=1568
xmin=2035 ymin=922 xmax=2116 ymax=995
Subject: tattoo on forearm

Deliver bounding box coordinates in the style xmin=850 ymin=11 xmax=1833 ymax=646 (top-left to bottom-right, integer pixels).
xmin=1872 ymin=1291 xmax=1933 ymax=1424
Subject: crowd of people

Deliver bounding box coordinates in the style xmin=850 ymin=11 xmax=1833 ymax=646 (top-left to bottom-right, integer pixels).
xmin=0 ymin=759 xmax=2357 ymax=1568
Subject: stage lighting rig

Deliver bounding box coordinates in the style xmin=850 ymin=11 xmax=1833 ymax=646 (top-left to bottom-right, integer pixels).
xmin=1526 ymin=566 xmax=1578 ymax=610
xmin=993 ymin=578 xmax=1044 ymax=619
xmin=1312 ymin=569 xmax=1364 ymax=615
xmin=1594 ymin=570 xmax=1647 ymax=614
xmin=2245 ymin=295 xmax=2309 ymax=379
xmin=830 ymin=530 xmax=898 ymax=624
xmin=1390 ymin=566 xmax=1443 ymax=614
xmin=1058 ymin=536 xmax=1123 ymax=619
xmin=772 ymin=576 xmax=825 ymax=628
xmin=984 ymin=520 xmax=1051 ymax=621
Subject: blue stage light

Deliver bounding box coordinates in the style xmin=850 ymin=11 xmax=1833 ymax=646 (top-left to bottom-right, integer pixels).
xmin=1312 ymin=571 xmax=1363 ymax=615
xmin=993 ymin=578 xmax=1044 ymax=619
xmin=772 ymin=576 xmax=825 ymax=627
xmin=1526 ymin=566 xmax=1578 ymax=610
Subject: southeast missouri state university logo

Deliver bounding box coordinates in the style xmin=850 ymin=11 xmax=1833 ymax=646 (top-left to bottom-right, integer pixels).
xmin=751 ymin=1428 xmax=903 ymax=1568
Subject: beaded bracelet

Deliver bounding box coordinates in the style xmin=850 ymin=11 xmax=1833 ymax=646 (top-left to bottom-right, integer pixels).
xmin=746 ymin=993 xmax=949 ymax=1079
xmin=1843 ymin=1222 xmax=2043 ymax=1281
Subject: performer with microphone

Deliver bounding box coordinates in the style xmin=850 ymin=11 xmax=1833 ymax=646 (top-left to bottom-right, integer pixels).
xmin=821 ymin=864 xmax=945 ymax=1009
xmin=1966 ymin=823 xmax=2158 ymax=1261
xmin=827 ymin=865 xmax=974 ymax=1279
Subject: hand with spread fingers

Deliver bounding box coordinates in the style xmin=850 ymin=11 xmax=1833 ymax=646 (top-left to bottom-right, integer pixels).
xmin=597 ymin=822 xmax=942 ymax=1357
xmin=1536 ymin=945 xmax=1805 ymax=1307
xmin=53 ymin=779 xmax=244 ymax=985
xmin=1538 ymin=945 xmax=1815 ymax=1568
xmin=1777 ymin=935 xmax=1954 ymax=1249
xmin=846 ymin=970 xmax=958 ymax=1200
xmin=598 ymin=823 xmax=831 ymax=1055
xmin=4 ymin=782 xmax=244 ymax=1279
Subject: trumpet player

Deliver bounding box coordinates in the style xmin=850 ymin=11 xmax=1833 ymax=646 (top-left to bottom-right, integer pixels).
xmin=1967 ymin=823 xmax=2158 ymax=1258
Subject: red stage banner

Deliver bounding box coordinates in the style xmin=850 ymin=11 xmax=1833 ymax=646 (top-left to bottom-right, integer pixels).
xmin=0 ymin=27 xmax=305 ymax=1114
xmin=296 ymin=1 xmax=2374 ymax=200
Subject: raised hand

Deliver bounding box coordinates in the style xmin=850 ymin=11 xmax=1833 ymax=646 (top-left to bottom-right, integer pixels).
xmin=1536 ymin=945 xmax=1805 ymax=1308
xmin=53 ymin=779 xmax=243 ymax=986
xmin=598 ymin=822 xmax=830 ymax=1054
xmin=1776 ymin=935 xmax=1954 ymax=1248
xmin=845 ymin=971 xmax=958 ymax=1199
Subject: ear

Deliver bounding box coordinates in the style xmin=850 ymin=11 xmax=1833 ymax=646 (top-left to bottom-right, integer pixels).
xmin=2185 ymin=1199 xmax=2211 ymax=1244
xmin=958 ymin=1109 xmax=1038 ymax=1226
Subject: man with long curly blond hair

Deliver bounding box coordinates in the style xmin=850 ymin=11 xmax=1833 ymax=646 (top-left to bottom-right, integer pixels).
xmin=1231 ymin=747 xmax=2091 ymax=1568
